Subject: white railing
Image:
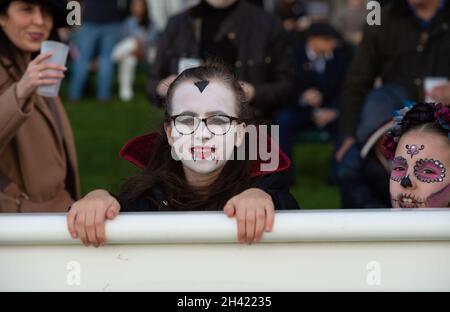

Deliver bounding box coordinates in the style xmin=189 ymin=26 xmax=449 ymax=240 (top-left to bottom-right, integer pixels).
xmin=0 ymin=209 xmax=450 ymax=291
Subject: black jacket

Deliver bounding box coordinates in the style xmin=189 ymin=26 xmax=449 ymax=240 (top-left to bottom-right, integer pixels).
xmin=293 ymin=40 xmax=352 ymax=109
xmin=339 ymin=0 xmax=450 ymax=138
xmin=147 ymin=0 xmax=296 ymax=119
xmin=119 ymin=170 xmax=299 ymax=212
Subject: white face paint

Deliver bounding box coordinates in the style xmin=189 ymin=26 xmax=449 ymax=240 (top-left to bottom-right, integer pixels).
xmin=166 ymin=80 xmax=245 ymax=175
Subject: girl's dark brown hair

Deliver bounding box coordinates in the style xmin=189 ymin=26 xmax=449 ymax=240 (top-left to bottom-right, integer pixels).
xmin=118 ymin=62 xmax=256 ymax=211
xmin=383 ymin=103 xmax=450 ymax=159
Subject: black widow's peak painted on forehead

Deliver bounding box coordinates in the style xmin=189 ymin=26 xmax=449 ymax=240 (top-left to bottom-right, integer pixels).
xmin=194 ymin=80 xmax=210 ymax=93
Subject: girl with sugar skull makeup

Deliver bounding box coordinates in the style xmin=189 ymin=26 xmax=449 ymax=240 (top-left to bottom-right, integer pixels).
xmin=384 ymin=103 xmax=450 ymax=208
xmin=67 ymin=63 xmax=299 ymax=247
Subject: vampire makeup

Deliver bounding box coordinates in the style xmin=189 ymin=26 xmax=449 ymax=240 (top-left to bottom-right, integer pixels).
xmin=169 ymin=80 xmax=242 ymax=175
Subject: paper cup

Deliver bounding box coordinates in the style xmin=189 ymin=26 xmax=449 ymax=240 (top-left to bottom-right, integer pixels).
xmin=37 ymin=41 xmax=69 ymax=98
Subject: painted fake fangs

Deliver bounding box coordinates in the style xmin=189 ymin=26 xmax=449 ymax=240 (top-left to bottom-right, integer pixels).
xmin=190 ymin=146 xmax=217 ymax=161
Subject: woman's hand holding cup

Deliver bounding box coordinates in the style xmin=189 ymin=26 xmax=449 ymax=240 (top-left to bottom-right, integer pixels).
xmin=16 ymin=52 xmax=66 ymax=101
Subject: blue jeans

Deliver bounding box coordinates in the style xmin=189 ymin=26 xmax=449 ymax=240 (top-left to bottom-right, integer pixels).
xmin=68 ymin=22 xmax=122 ymax=101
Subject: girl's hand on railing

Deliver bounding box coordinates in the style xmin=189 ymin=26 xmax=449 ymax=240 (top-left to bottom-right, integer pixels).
xmin=224 ymin=188 xmax=275 ymax=244
xmin=67 ymin=190 xmax=120 ymax=247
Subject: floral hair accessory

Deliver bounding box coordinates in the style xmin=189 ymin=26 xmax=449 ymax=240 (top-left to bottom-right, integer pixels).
xmin=382 ymin=100 xmax=415 ymax=160
xmin=383 ymin=134 xmax=397 ymax=160
xmin=435 ymin=104 xmax=450 ymax=139
xmin=383 ymin=102 xmax=450 ymax=160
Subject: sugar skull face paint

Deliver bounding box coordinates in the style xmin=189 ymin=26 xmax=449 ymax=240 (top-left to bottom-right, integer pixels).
xmin=390 ymin=130 xmax=450 ymax=208
xmin=414 ymin=159 xmax=446 ymax=183
xmin=391 ymin=192 xmax=426 ymax=209
xmin=390 ymin=156 xmax=408 ymax=183
xmin=400 ymin=175 xmax=413 ymax=188
xmin=165 ymin=80 xmax=245 ymax=175
xmin=405 ymin=144 xmax=424 ymax=158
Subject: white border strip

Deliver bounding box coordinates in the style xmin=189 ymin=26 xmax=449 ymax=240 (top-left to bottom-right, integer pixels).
xmin=1 ymin=209 xmax=450 ymax=245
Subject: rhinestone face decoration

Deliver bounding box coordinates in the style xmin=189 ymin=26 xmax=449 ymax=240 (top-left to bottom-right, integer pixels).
xmin=405 ymin=144 xmax=425 ymax=158
xmin=414 ymin=158 xmax=446 ymax=183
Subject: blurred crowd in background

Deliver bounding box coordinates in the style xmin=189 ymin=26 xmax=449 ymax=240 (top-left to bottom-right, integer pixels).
xmin=56 ymin=0 xmax=450 ymax=208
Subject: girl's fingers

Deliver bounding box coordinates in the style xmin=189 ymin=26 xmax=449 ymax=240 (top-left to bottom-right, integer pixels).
xmin=67 ymin=206 xmax=78 ymax=239
xmin=235 ymin=206 xmax=246 ymax=244
xmin=106 ymin=203 xmax=120 ymax=220
xmin=265 ymin=202 xmax=275 ymax=232
xmin=75 ymin=210 xmax=89 ymax=246
xmin=95 ymin=208 xmax=107 ymax=246
xmin=98 ymin=201 xmax=120 ymax=245
xmin=223 ymin=200 xmax=235 ymax=217
xmin=85 ymin=209 xmax=99 ymax=247
xmin=246 ymin=208 xmax=256 ymax=244
xmin=254 ymin=208 xmax=266 ymax=242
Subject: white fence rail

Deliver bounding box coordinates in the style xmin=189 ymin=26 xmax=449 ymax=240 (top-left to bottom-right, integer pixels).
xmin=1 ymin=209 xmax=450 ymax=291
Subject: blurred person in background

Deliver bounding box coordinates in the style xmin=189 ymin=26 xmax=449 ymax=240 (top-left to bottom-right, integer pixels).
xmin=147 ymin=0 xmax=295 ymax=123
xmin=112 ymin=0 xmax=159 ymax=102
xmin=147 ymin=0 xmax=199 ymax=32
xmin=306 ymin=0 xmax=332 ymax=20
xmin=337 ymin=88 xmax=407 ymax=208
xmin=273 ymin=0 xmax=306 ymax=33
xmin=290 ymin=0 xmax=333 ymax=32
xmin=275 ymin=22 xmax=352 ymax=185
xmin=336 ymin=0 xmax=450 ymax=207
xmin=245 ymin=0 xmax=265 ymax=7
xmin=68 ymin=0 xmax=130 ymax=102
xmin=0 ymin=0 xmax=80 ymax=212
xmin=332 ymin=0 xmax=366 ymax=47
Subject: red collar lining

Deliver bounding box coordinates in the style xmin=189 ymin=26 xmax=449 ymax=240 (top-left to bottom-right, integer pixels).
xmin=119 ymin=132 xmax=291 ymax=177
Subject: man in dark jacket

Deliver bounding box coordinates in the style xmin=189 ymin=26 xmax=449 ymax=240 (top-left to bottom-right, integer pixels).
xmin=147 ymin=0 xmax=295 ymax=121
xmin=337 ymin=0 xmax=450 ymax=161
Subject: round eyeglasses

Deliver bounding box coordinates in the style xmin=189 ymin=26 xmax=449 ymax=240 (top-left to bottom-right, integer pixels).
xmin=170 ymin=114 xmax=239 ymax=136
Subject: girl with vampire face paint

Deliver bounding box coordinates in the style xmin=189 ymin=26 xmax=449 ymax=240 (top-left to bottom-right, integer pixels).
xmin=66 ymin=63 xmax=299 ymax=247
xmin=384 ymin=103 xmax=450 ymax=208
